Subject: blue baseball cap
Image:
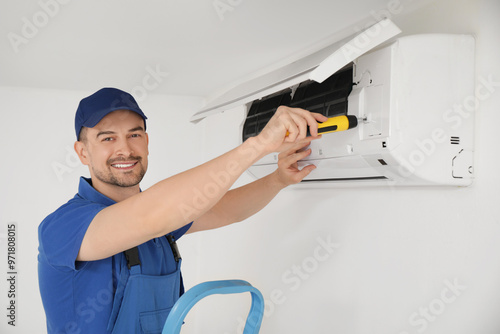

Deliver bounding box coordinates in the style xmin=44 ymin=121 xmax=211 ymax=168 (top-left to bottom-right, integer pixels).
xmin=75 ymin=87 xmax=147 ymax=140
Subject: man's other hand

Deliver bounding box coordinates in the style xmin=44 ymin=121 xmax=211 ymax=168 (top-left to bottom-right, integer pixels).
xmin=273 ymin=137 xmax=318 ymax=187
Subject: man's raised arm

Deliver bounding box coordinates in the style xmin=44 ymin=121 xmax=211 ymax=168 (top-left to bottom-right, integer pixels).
xmin=77 ymin=106 xmax=327 ymax=261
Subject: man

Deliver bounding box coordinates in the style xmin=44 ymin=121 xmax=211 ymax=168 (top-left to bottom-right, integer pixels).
xmin=38 ymin=87 xmax=326 ymax=333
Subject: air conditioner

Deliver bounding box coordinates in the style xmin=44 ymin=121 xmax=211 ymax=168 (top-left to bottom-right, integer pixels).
xmin=192 ymin=20 xmax=475 ymax=186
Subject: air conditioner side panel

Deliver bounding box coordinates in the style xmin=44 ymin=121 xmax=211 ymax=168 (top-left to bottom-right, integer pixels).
xmin=386 ymin=34 xmax=475 ymax=186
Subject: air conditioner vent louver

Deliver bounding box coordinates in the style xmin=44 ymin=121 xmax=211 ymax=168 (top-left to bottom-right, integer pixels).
xmin=242 ymin=89 xmax=292 ymax=141
xmin=301 ymin=176 xmax=388 ymax=182
xmin=242 ymin=66 xmax=353 ymax=142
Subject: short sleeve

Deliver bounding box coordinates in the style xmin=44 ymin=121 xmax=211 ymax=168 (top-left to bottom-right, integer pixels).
xmin=38 ymin=199 xmax=105 ymax=270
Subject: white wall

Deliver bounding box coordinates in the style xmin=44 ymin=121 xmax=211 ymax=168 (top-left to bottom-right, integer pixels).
xmin=183 ymin=0 xmax=500 ymax=333
xmin=1 ymin=0 xmax=499 ymax=333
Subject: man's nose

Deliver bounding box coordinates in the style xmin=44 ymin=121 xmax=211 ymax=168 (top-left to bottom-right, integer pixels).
xmin=115 ymin=138 xmax=134 ymax=157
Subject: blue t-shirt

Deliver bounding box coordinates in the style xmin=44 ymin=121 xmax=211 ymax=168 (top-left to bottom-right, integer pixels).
xmin=38 ymin=177 xmax=192 ymax=334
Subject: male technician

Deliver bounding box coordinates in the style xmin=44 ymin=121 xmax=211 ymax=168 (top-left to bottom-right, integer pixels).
xmin=38 ymin=87 xmax=327 ymax=333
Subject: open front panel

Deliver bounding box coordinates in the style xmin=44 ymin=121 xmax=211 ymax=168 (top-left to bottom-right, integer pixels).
xmin=242 ymin=65 xmax=353 ymax=142
xmin=192 ymin=19 xmax=401 ymax=122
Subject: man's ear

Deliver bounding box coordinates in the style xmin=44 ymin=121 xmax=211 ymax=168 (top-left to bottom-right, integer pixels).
xmin=74 ymin=141 xmax=90 ymax=165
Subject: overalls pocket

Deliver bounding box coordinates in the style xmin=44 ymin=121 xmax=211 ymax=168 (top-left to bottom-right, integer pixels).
xmin=109 ymin=262 xmax=182 ymax=334
xmin=139 ymin=307 xmax=173 ymax=334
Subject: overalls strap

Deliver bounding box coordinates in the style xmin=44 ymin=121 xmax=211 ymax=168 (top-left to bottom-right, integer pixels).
xmin=108 ymin=235 xmax=184 ymax=333
xmin=166 ymin=235 xmax=181 ymax=262
xmin=124 ymin=235 xmax=180 ymax=269
xmin=124 ymin=246 xmax=141 ymax=269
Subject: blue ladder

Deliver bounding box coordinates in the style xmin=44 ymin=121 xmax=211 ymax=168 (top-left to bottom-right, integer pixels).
xmin=162 ymin=280 xmax=265 ymax=334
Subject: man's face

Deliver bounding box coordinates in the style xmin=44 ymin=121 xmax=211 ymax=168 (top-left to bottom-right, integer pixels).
xmin=77 ymin=109 xmax=149 ymax=188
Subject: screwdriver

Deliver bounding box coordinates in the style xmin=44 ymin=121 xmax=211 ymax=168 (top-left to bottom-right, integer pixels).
xmin=286 ymin=115 xmax=362 ymax=136
xmin=317 ymin=115 xmax=359 ymax=134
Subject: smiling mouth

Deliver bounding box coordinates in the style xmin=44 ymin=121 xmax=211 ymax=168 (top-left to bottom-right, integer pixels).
xmin=111 ymin=161 xmax=138 ymax=170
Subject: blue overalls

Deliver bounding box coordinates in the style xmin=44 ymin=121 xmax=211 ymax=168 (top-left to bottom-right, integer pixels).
xmin=107 ymin=235 xmax=183 ymax=334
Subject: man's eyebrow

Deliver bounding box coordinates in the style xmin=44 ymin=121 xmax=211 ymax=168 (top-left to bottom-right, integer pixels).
xmin=129 ymin=126 xmax=145 ymax=132
xmin=96 ymin=130 xmax=116 ymax=138
xmin=95 ymin=127 xmax=144 ymax=138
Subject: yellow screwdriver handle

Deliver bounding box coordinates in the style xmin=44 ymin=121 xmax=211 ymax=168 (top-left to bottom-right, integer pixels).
xmin=285 ymin=115 xmax=358 ymax=136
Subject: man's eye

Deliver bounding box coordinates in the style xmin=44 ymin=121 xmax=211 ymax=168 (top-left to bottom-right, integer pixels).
xmin=131 ymin=134 xmax=140 ymax=138
xmin=103 ymin=137 xmax=113 ymax=142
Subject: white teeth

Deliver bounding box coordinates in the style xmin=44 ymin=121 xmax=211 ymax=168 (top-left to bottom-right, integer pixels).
xmin=112 ymin=163 xmax=135 ymax=168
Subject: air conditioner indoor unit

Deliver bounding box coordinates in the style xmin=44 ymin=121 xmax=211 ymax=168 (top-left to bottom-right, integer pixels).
xmin=192 ymin=20 xmax=475 ymax=186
